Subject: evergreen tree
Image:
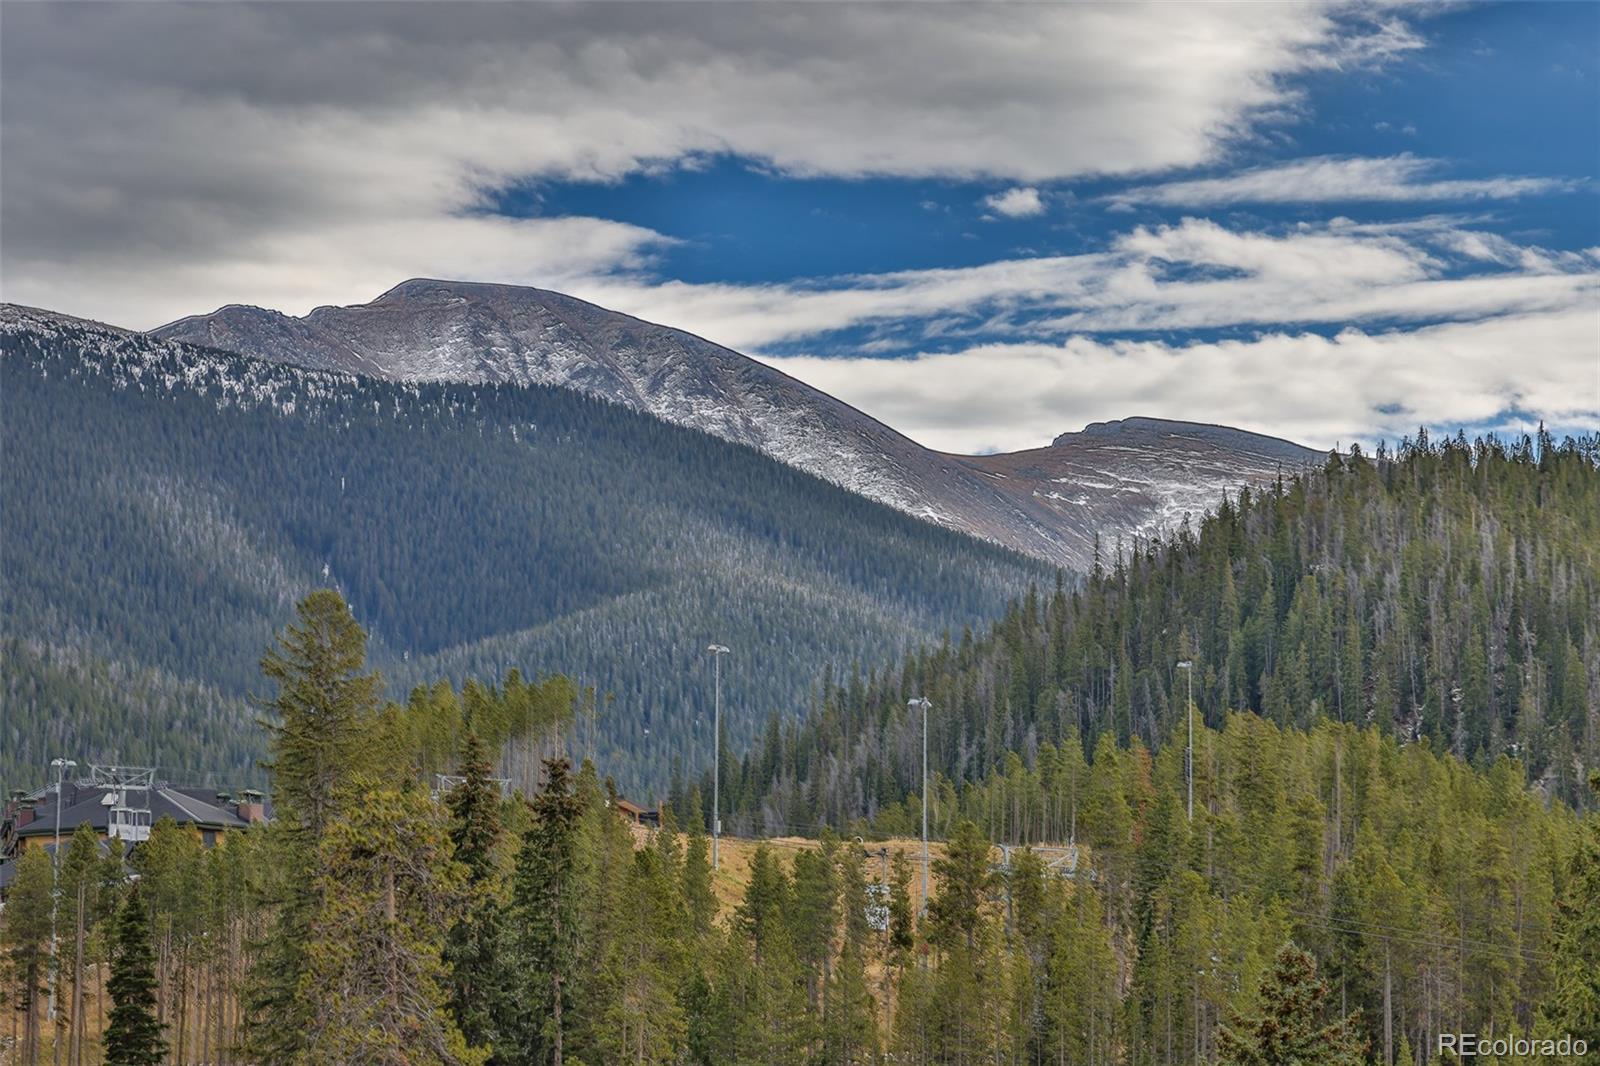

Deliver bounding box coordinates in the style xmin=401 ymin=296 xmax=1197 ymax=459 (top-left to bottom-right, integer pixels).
xmin=445 ymin=728 xmax=505 ymax=1050
xmin=790 ymin=835 xmax=839 ymax=1010
xmin=887 ymin=851 xmax=915 ymax=964
xmin=302 ymin=783 xmax=479 ymax=1065
xmin=259 ymin=588 xmax=384 ymax=840
xmin=927 ymin=820 xmax=992 ymax=952
xmin=104 ymin=886 xmax=167 ymax=1066
xmin=826 ymin=842 xmax=878 ymax=1064
xmin=503 ymin=758 xmax=584 ymax=1066
xmin=60 ymin=822 xmax=104 ymax=1066
xmin=1000 ymin=847 xmax=1051 ymax=1059
xmin=246 ymin=588 xmax=383 ymax=1061
xmin=681 ymin=798 xmax=717 ymax=941
xmin=592 ymin=847 xmax=689 ymax=1064
xmin=731 ymin=845 xmax=810 ymax=1061
xmin=1 ymin=846 xmax=53 ymax=1063
xmin=130 ymin=816 xmax=205 ymax=1062
xmin=920 ymin=821 xmax=1005 ymax=1062
xmin=1082 ymin=732 xmax=1133 ymax=887
xmin=1217 ymin=941 xmax=1365 ymax=1066
xmin=1541 ymin=771 xmax=1600 ymax=1042
xmin=1046 ymin=878 xmax=1119 ymax=1064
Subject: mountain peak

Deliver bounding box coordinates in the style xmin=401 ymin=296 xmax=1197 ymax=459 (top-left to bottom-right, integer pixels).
xmin=368 ymin=277 xmax=534 ymax=305
xmin=151 ymin=283 xmax=1320 ymax=569
xmin=1072 ymin=416 xmax=1206 ymax=437
xmin=1054 ymin=416 xmax=1320 ymax=463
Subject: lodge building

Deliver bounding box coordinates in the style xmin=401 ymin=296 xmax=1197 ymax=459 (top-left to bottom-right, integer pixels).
xmin=0 ymin=766 xmax=268 ymax=895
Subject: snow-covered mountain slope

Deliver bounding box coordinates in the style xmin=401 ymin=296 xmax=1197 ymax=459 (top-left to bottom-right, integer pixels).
xmin=3 ymin=301 xmax=1048 ymax=790
xmin=957 ymin=418 xmax=1321 ymax=563
xmin=155 ymin=280 xmax=1321 ymax=568
xmin=4 ymin=302 xmax=363 ymax=415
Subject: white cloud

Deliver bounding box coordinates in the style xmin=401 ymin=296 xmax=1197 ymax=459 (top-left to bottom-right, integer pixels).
xmin=1 ymin=3 xmax=1589 ymax=457
xmin=1110 ymin=155 xmax=1582 ymax=207
xmin=558 ymin=217 xmax=1597 ymax=452
xmin=570 ymin=253 xmax=1111 ymax=352
xmin=1040 ymin=218 xmax=1596 ymax=333
xmin=7 ymin=212 xmax=675 ymax=335
xmin=758 ymin=309 xmax=1600 ymax=454
xmin=1306 ymin=16 xmax=1426 ymax=70
xmin=3 ymin=2 xmax=1422 ymax=325
xmin=982 ymin=187 xmax=1047 ymax=219
xmin=565 ymin=218 xmax=1598 ymax=353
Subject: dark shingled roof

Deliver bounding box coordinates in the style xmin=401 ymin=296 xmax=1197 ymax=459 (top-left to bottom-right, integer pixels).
xmin=11 ymin=783 xmax=253 ymax=839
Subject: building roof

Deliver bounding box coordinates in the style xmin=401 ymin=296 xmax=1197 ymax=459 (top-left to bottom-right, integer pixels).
xmin=11 ymin=783 xmax=253 ymax=839
xmin=0 ymin=778 xmax=267 ymax=897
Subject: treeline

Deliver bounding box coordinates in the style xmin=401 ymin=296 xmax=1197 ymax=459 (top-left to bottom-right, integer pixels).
xmin=697 ymin=432 xmax=1600 ymax=832
xmin=1 ymin=307 xmax=1041 ymax=794
xmin=7 ymin=590 xmax=1597 ymax=1064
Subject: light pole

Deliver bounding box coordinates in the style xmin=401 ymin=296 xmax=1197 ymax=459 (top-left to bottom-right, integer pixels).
xmin=908 ymin=698 xmax=932 ymax=911
xmin=1176 ymin=661 xmax=1193 ymax=822
xmin=47 ymin=756 xmax=76 ymax=1054
xmin=707 ymin=644 xmax=730 ymax=869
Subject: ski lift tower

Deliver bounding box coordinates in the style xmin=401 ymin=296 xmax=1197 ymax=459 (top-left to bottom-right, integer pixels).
xmin=90 ymin=765 xmax=155 ymax=843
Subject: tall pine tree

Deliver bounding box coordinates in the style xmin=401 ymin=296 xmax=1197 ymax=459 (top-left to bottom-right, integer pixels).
xmin=245 ymin=588 xmax=383 ymax=1061
xmin=104 ymin=886 xmax=166 ymax=1066
xmin=1541 ymin=771 xmax=1600 ymax=1043
xmin=1 ymin=847 xmax=53 ymax=1064
xmin=301 ymin=783 xmax=479 ymax=1065
xmin=502 ymin=758 xmax=583 ymax=1066
xmin=445 ymin=728 xmax=505 ymax=1049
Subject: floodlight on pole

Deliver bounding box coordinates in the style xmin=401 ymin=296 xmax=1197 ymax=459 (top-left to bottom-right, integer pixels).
xmin=908 ymin=698 xmax=932 ymax=913
xmin=707 ymin=644 xmax=730 ymax=869
xmin=1176 ymin=661 xmax=1194 ymax=822
xmin=47 ymin=757 xmax=76 ymax=1047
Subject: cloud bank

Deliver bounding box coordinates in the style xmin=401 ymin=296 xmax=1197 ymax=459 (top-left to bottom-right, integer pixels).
xmin=565 ymin=218 xmax=1598 ymax=451
xmin=1111 ymin=155 xmax=1583 ymax=207
xmin=4 ymin=1 xmax=1415 ymax=325
xmin=0 ymin=2 xmax=1592 ymax=456
xmin=762 ymin=309 xmax=1599 ymax=454
xmin=572 ymin=218 xmax=1597 ymax=350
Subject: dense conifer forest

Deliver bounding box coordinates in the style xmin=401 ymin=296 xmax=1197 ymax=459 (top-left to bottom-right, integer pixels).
xmin=0 ymin=308 xmax=1043 ymax=794
xmin=698 ymin=433 xmax=1600 ymax=830
xmin=4 ymin=312 xmax=1597 ymax=1065
xmin=3 ymin=591 xmax=1595 ymax=1064
xmin=0 ymin=640 xmax=262 ymax=790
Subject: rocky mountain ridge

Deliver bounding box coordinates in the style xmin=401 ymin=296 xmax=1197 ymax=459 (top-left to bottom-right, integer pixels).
xmin=157 ymin=280 xmax=1323 ymax=568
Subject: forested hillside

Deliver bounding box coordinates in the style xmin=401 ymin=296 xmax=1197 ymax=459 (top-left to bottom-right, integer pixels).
xmin=0 ymin=305 xmax=1044 ymax=794
xmin=6 ymin=592 xmax=1591 ymax=1064
xmin=698 ymin=433 xmax=1600 ymax=828
xmin=154 ymin=279 xmax=1321 ymax=572
xmin=895 ymin=716 xmax=1583 ymax=1061
xmin=0 ymin=639 xmax=261 ymax=788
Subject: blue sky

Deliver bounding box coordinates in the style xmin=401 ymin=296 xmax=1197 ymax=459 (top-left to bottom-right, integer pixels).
xmin=3 ymin=1 xmax=1596 ymax=452
xmin=518 ymin=2 xmax=1598 ymax=294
